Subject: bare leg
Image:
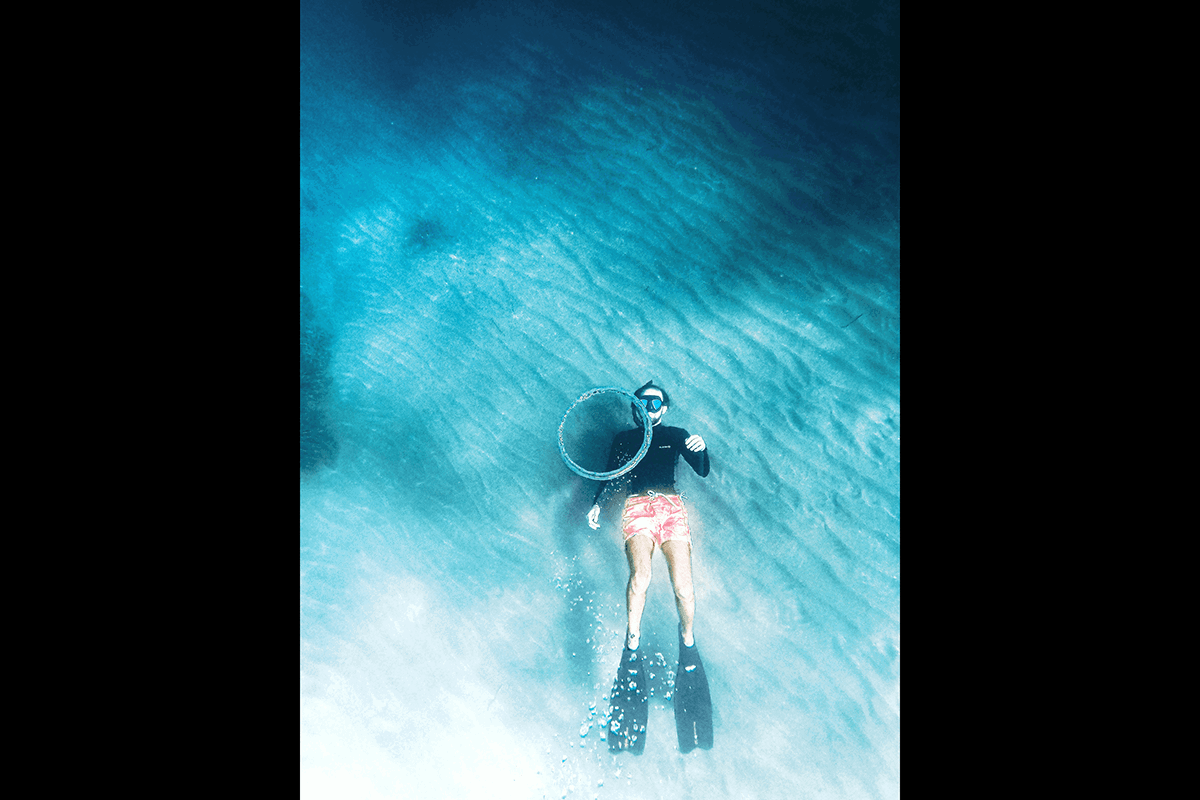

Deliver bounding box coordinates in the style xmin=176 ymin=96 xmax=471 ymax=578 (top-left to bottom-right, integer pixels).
xmin=662 ymin=540 xmax=695 ymax=646
xmin=624 ymin=534 xmax=655 ymax=649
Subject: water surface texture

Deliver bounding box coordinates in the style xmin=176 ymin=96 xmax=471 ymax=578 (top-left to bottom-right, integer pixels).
xmin=300 ymin=1 xmax=899 ymax=797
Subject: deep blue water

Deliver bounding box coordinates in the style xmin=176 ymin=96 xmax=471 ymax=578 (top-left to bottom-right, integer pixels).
xmin=300 ymin=1 xmax=899 ymax=797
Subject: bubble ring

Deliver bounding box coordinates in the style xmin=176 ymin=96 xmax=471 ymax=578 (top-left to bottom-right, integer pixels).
xmin=558 ymin=387 xmax=653 ymax=480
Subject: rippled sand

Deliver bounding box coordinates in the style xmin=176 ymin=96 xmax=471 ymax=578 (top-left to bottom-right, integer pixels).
xmin=302 ymin=2 xmax=898 ymax=798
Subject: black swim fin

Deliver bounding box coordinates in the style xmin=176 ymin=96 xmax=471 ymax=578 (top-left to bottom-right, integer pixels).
xmin=674 ymin=632 xmax=713 ymax=752
xmin=607 ymin=646 xmax=649 ymax=754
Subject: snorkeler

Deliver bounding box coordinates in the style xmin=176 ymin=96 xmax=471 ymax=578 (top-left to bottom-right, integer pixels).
xmin=589 ymin=381 xmax=713 ymax=753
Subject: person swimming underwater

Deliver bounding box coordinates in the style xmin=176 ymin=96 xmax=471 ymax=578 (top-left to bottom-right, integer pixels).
xmin=586 ymin=381 xmax=710 ymax=650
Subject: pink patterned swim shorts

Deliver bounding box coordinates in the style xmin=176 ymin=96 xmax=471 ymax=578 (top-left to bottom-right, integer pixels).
xmin=621 ymin=493 xmax=691 ymax=547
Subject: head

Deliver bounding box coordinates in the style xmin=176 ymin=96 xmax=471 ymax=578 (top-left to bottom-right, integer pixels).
xmin=632 ymin=380 xmax=670 ymax=427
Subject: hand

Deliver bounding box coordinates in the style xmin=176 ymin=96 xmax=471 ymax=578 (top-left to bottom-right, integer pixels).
xmin=685 ymin=434 xmax=706 ymax=452
xmin=587 ymin=505 xmax=601 ymax=529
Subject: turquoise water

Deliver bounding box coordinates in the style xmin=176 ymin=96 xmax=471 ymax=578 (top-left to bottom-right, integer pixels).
xmin=301 ymin=2 xmax=898 ymax=797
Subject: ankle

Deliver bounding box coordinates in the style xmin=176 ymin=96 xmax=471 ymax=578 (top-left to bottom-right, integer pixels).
xmin=626 ymin=630 xmax=640 ymax=650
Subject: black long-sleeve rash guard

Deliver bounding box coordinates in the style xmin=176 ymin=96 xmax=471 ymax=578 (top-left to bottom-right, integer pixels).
xmin=592 ymin=425 xmax=711 ymax=509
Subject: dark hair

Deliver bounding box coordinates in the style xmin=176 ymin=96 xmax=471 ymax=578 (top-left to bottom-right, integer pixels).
xmin=634 ymin=380 xmax=670 ymax=408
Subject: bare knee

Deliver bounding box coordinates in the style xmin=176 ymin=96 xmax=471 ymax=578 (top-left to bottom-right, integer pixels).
xmin=628 ymin=565 xmax=652 ymax=597
xmin=673 ymin=580 xmax=695 ymax=606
